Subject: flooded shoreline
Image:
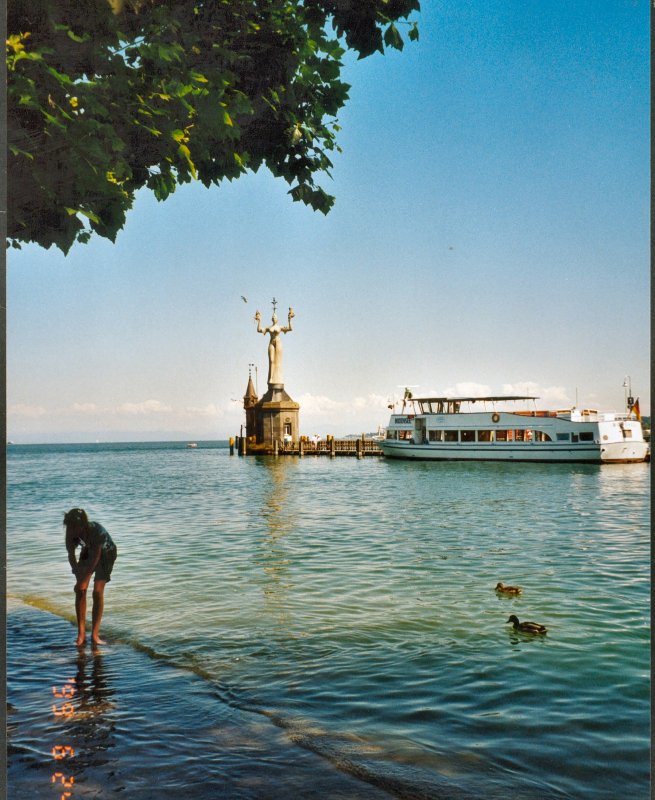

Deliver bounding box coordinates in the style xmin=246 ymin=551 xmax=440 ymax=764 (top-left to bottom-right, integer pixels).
xmin=9 ymin=599 xmax=415 ymax=799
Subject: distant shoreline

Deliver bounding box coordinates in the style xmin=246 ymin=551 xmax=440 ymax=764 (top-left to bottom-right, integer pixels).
xmin=7 ymin=439 xmax=231 ymax=447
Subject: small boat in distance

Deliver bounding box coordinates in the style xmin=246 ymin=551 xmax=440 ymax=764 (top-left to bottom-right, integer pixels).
xmin=380 ymin=392 xmax=648 ymax=464
xmin=186 ymin=442 xmax=198 ymax=449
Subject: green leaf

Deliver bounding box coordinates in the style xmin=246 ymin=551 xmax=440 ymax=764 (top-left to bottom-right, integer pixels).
xmin=67 ymin=29 xmax=90 ymax=43
xmin=65 ymin=207 xmax=100 ymax=223
xmin=11 ymin=50 xmax=43 ymax=65
xmin=9 ymin=145 xmax=34 ymax=159
xmin=177 ymin=144 xmax=197 ymax=178
xmin=383 ymin=23 xmax=404 ymax=51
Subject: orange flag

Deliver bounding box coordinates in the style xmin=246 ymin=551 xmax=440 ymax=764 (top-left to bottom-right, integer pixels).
xmin=630 ymin=398 xmax=641 ymax=421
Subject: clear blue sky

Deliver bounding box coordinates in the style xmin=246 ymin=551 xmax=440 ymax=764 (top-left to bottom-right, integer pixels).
xmin=8 ymin=1 xmax=650 ymax=442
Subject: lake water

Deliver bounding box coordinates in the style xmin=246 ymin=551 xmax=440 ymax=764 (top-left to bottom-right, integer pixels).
xmin=7 ymin=442 xmax=650 ymax=799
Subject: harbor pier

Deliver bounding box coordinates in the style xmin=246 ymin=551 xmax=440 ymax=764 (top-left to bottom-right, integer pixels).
xmin=234 ymin=434 xmax=383 ymax=458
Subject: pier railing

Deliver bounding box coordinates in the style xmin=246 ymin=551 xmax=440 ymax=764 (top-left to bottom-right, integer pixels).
xmin=233 ymin=436 xmax=383 ymax=457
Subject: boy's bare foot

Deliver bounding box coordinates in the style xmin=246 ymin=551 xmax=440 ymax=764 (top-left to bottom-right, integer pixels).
xmin=75 ymin=635 xmax=85 ymax=646
xmin=92 ymin=636 xmax=107 ymax=646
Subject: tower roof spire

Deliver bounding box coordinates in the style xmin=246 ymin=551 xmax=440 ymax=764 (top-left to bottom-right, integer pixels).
xmin=244 ymin=369 xmax=257 ymax=404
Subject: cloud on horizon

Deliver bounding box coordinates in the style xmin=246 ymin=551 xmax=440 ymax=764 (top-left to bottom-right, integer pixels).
xmin=8 ymin=382 xmax=601 ymax=442
xmin=8 ymin=403 xmax=48 ymax=417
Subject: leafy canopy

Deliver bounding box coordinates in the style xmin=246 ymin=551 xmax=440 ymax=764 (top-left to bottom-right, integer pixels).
xmin=7 ymin=0 xmax=420 ymax=253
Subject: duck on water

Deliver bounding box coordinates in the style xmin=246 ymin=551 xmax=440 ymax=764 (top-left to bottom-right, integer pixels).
xmin=495 ymin=582 xmax=522 ymax=595
xmin=506 ymin=615 xmax=548 ymax=634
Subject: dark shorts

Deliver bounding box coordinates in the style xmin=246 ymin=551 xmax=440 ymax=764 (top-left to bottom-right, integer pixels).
xmin=81 ymin=546 xmax=117 ymax=583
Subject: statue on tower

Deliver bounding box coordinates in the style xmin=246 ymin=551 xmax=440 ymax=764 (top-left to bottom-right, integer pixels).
xmin=254 ymin=298 xmax=295 ymax=387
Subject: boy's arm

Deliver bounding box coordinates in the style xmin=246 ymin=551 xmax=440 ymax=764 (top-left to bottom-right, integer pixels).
xmin=75 ymin=543 xmax=102 ymax=589
xmin=65 ymin=531 xmax=79 ymax=573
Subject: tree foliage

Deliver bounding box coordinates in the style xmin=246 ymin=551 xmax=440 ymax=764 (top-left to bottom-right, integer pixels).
xmin=7 ymin=0 xmax=420 ymax=253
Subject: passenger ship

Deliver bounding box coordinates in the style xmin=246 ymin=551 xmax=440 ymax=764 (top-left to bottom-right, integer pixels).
xmin=380 ymin=393 xmax=648 ymax=464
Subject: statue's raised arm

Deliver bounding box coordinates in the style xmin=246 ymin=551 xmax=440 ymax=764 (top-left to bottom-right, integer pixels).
xmin=281 ymin=307 xmax=294 ymax=333
xmin=254 ymin=309 xmax=266 ymax=334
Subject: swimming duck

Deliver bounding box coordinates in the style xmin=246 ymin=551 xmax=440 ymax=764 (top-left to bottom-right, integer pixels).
xmin=495 ymin=582 xmax=522 ymax=595
xmin=506 ymin=614 xmax=547 ymax=634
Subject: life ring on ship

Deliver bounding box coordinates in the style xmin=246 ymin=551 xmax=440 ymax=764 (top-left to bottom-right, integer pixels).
xmin=491 ymin=413 xmax=500 ymax=423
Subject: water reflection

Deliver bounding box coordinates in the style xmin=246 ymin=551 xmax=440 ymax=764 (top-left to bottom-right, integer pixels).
xmin=255 ymin=458 xmax=298 ymax=626
xmin=66 ymin=646 xmax=117 ymax=769
xmin=506 ymin=631 xmax=550 ymax=647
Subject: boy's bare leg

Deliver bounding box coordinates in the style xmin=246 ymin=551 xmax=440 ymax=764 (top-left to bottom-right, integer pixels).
xmin=74 ymin=586 xmax=87 ymax=646
xmin=91 ymin=580 xmax=107 ymax=644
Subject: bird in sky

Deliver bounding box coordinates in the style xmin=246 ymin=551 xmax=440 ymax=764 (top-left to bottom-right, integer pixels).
xmin=241 ymin=295 xmax=248 ymax=303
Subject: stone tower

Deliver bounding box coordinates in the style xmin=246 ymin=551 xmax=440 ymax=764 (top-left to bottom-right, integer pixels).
xmin=254 ymin=384 xmax=300 ymax=446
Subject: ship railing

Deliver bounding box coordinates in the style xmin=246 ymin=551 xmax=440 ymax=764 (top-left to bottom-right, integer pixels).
xmin=558 ymin=411 xmax=641 ymax=422
xmin=296 ymin=439 xmax=383 ymax=454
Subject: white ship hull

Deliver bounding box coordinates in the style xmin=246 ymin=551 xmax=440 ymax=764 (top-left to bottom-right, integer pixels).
xmin=380 ymin=397 xmax=649 ymax=465
xmin=380 ymin=439 xmax=647 ymax=463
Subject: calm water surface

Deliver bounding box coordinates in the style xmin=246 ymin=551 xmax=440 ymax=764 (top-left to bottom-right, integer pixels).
xmin=7 ymin=443 xmax=650 ymax=798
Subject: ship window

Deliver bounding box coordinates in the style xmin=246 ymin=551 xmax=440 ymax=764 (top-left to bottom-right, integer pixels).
xmin=623 ymin=429 xmax=633 ymax=439
xmin=461 ymin=430 xmax=475 ymax=442
xmin=444 ymin=431 xmax=458 ymax=442
xmin=556 ymin=433 xmax=570 ymax=441
xmin=579 ymin=432 xmax=594 ymax=442
xmin=478 ymin=430 xmax=492 ymax=442
xmin=429 ymin=430 xmax=444 ymax=441
xmin=571 ymin=433 xmax=579 ymax=443
xmin=514 ymin=430 xmax=525 ymax=441
xmin=399 ymin=430 xmax=413 ymax=440
xmin=534 ymin=431 xmax=552 ymax=442
xmin=495 ymin=430 xmax=509 ymax=441
xmin=386 ymin=430 xmax=397 ymax=440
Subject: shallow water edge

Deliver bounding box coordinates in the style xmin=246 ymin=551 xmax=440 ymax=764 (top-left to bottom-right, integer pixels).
xmin=9 ymin=599 xmax=506 ymax=800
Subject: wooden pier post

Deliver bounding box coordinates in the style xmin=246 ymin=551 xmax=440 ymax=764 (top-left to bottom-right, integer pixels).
xmin=356 ymin=438 xmax=362 ymax=459
xmin=274 ymin=439 xmax=279 ymax=456
xmin=299 ymin=438 xmax=304 ymax=457
xmin=330 ymin=435 xmax=336 ymax=458
xmin=229 ymin=436 xmax=235 ymax=455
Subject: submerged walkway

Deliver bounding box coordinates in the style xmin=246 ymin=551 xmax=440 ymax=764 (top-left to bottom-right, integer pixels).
xmin=7 ymin=599 xmax=397 ymax=800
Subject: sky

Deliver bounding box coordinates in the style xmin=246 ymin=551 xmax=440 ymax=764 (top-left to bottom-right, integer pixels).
xmin=7 ymin=1 xmax=650 ymax=443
